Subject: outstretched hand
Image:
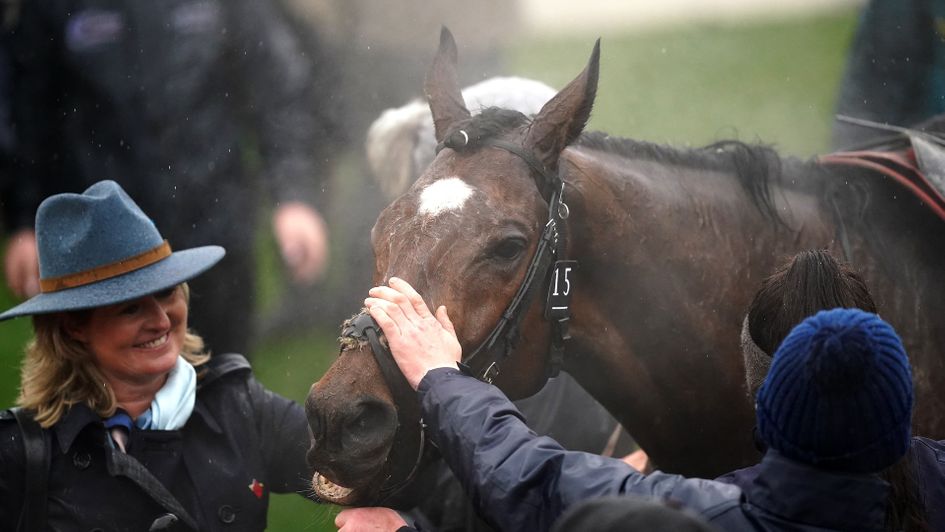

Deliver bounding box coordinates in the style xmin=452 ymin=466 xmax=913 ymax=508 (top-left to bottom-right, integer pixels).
xmin=3 ymin=229 xmax=40 ymax=298
xmin=272 ymin=201 xmax=329 ymax=284
xmin=365 ymin=277 xmax=461 ymax=390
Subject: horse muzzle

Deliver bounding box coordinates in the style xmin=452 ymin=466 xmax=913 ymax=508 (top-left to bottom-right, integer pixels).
xmin=304 ymin=390 xmax=399 ymax=504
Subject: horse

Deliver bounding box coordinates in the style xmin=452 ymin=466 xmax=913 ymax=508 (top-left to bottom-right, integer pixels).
xmin=304 ymin=29 xmax=945 ymax=507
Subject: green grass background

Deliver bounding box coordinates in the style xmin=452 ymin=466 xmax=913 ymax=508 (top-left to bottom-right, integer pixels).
xmin=0 ymin=10 xmax=857 ymax=531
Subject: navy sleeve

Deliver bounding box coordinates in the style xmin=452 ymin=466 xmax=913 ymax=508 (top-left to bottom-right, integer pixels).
xmin=418 ymin=368 xmax=740 ymax=531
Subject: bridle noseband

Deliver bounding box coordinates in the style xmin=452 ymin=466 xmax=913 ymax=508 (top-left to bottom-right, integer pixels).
xmin=338 ymin=313 xmax=428 ymax=502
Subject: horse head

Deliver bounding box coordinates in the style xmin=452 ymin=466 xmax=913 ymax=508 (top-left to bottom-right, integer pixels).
xmin=305 ymin=28 xmax=601 ymax=506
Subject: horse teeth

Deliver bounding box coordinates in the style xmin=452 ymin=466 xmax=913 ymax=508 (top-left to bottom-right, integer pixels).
xmin=313 ymin=472 xmax=353 ymax=502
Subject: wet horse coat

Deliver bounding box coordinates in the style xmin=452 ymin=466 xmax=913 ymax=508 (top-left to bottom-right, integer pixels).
xmin=305 ymin=30 xmax=945 ymax=506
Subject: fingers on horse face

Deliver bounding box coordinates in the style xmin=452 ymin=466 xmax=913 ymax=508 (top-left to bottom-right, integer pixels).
xmin=390 ymin=277 xmax=421 ymax=298
xmin=436 ymin=306 xmax=455 ymax=331
xmin=369 ymin=285 xmax=400 ymax=303
xmin=368 ymin=305 xmax=396 ymax=332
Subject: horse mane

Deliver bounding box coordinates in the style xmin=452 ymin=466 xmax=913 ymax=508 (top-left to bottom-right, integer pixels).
xmin=576 ymin=131 xmax=784 ymax=223
xmin=443 ymin=108 xmax=784 ymax=223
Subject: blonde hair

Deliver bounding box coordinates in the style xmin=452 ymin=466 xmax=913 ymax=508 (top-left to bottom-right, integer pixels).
xmin=16 ymin=283 xmax=210 ymax=428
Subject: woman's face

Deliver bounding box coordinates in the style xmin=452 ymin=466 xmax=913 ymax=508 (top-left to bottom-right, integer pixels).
xmin=67 ymin=286 xmax=188 ymax=386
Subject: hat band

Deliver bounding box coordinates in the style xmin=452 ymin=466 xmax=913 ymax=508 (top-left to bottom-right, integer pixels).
xmin=40 ymin=240 xmax=172 ymax=293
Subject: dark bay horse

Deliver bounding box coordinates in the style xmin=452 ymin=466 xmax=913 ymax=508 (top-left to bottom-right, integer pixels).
xmin=304 ymin=29 xmax=945 ymax=506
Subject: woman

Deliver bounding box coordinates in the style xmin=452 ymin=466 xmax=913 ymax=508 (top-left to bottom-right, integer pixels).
xmin=0 ymin=181 xmax=314 ymax=531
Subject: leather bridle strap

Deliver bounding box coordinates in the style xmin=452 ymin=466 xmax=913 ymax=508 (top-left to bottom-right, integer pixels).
xmin=459 ymin=137 xmax=570 ymax=383
xmin=340 ymin=313 xmax=427 ymax=501
xmin=461 ymin=212 xmax=560 ymax=382
xmin=484 ymin=139 xmax=561 ymax=203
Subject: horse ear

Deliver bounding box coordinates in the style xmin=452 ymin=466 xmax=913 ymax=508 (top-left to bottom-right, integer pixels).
xmin=524 ymin=39 xmax=600 ymax=171
xmin=424 ymin=27 xmax=472 ymax=143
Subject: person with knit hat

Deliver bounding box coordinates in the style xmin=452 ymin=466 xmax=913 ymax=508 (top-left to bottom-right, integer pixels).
xmin=721 ymin=249 xmax=940 ymax=531
xmin=756 ymin=307 xmax=913 ymax=474
xmin=345 ymin=276 xmax=917 ymax=531
xmin=0 ymin=181 xmax=316 ymax=530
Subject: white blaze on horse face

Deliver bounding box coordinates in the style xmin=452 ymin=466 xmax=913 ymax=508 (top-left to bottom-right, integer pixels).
xmin=417 ymin=177 xmax=475 ymax=216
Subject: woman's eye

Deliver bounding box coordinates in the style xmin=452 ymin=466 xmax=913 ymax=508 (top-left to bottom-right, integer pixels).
xmin=119 ymin=304 xmax=140 ymax=316
xmin=154 ymin=287 xmax=177 ymax=300
xmin=491 ymin=238 xmax=526 ymax=260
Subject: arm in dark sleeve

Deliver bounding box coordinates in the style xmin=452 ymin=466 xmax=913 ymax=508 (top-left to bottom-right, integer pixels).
xmin=418 ymin=368 xmax=742 ymax=532
xmin=8 ymin=2 xmax=60 ymax=229
xmin=245 ymin=376 xmax=315 ymax=498
xmin=832 ymin=0 xmax=937 ymax=148
xmin=228 ymin=0 xmax=344 ymax=207
xmin=0 ymin=419 xmax=26 ymax=525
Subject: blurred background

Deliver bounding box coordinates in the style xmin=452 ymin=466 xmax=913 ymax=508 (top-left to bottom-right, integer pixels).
xmin=0 ymin=0 xmax=866 ymax=529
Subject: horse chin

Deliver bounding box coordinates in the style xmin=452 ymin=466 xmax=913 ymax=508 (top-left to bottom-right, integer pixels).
xmin=312 ymin=471 xmax=360 ymax=506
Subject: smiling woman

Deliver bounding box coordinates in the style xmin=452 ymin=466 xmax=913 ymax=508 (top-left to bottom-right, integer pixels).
xmin=0 ymin=180 xmax=318 ymax=531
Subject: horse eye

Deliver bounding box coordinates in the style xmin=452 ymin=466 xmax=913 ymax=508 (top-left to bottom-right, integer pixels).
xmin=490 ymin=237 xmax=526 ymax=261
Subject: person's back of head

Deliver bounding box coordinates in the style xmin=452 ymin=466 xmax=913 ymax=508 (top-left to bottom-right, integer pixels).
xmin=755 ymin=308 xmax=913 ymax=474
xmin=742 ymin=249 xmax=876 ymax=400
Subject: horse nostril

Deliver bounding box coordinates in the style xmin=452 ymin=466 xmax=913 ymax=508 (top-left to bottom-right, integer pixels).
xmin=342 ymin=398 xmax=397 ymax=448
xmin=304 ymin=395 xmax=325 ymax=442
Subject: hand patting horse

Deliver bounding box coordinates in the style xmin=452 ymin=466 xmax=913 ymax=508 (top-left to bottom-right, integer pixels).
xmin=305 ymin=28 xmax=945 ymax=506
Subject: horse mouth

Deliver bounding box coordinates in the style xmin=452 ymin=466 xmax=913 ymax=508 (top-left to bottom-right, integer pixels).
xmin=312 ymin=471 xmax=357 ymax=505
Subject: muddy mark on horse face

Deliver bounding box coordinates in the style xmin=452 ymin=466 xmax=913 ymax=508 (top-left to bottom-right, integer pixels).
xmin=417 ymin=176 xmax=475 ymax=216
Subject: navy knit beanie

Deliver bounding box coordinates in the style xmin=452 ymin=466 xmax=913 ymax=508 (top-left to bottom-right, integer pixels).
xmin=755 ymin=308 xmax=913 ymax=473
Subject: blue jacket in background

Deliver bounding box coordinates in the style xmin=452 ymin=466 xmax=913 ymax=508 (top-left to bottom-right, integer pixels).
xmin=419 ymin=368 xmax=891 ymax=532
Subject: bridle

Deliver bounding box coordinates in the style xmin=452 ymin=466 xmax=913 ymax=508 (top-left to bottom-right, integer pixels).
xmin=457 ymin=137 xmax=574 ymax=383
xmin=336 ymin=130 xmax=576 ymax=501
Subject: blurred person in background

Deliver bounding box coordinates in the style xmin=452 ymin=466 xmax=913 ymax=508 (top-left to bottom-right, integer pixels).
xmin=0 ymin=181 xmax=315 ymax=530
xmin=4 ymin=0 xmax=345 ymax=357
xmin=259 ymin=0 xmax=525 ymax=334
xmin=0 ymin=2 xmax=17 ymax=234
xmin=832 ymin=0 xmax=945 ymax=148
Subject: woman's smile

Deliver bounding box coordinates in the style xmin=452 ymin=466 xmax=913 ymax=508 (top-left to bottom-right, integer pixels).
xmin=136 ymin=332 xmax=170 ymax=350
xmin=66 ymin=285 xmax=189 ymax=385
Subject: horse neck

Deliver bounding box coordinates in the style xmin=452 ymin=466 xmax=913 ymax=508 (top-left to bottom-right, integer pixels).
xmin=553 ymin=146 xmax=827 ymax=470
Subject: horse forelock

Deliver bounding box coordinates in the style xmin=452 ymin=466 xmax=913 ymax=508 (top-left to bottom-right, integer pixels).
xmin=441 ymin=107 xmax=530 ymax=153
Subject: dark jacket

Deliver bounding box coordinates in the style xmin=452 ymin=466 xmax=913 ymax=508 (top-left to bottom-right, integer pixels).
xmin=9 ymin=0 xmax=341 ymax=241
xmin=0 ymin=354 xmax=314 ymax=531
xmin=720 ymin=436 xmax=945 ymax=531
xmin=912 ymin=437 xmax=945 ymax=530
xmin=419 ymin=367 xmax=891 ymax=532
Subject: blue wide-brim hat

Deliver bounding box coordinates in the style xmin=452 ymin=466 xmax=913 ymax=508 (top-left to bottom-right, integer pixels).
xmin=0 ymin=180 xmax=224 ymax=320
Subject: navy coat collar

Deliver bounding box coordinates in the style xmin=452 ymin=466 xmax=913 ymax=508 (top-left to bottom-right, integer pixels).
xmin=747 ymin=450 xmax=889 ymax=529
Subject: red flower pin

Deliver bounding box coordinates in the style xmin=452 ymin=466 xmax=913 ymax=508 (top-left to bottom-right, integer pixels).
xmin=248 ymin=479 xmax=265 ymax=499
